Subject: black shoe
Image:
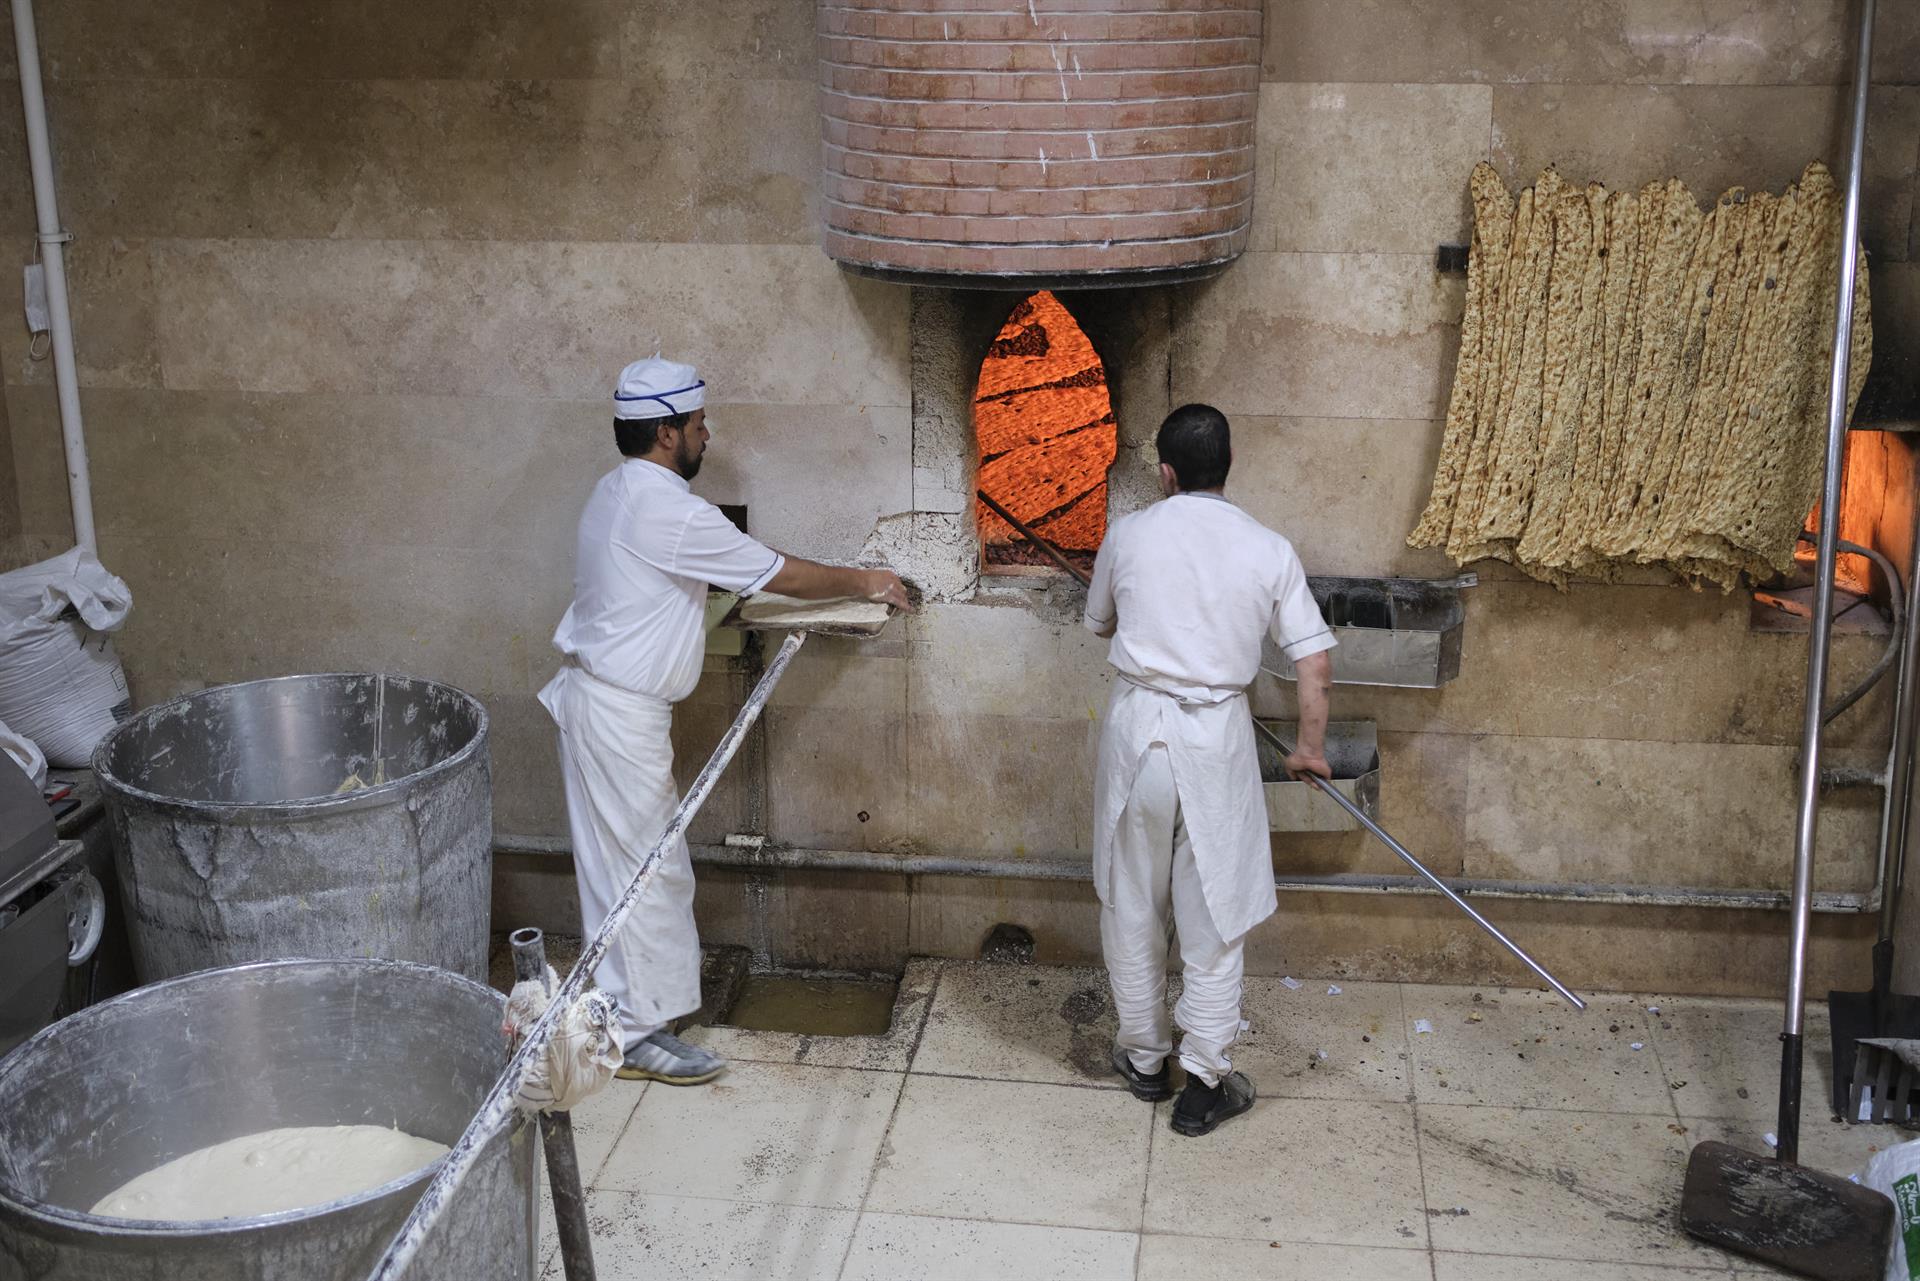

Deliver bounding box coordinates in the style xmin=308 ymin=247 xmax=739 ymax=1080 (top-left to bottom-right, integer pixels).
xmin=1110 ymin=1046 xmax=1173 ymax=1102
xmin=1171 ymin=1071 xmax=1255 ymax=1136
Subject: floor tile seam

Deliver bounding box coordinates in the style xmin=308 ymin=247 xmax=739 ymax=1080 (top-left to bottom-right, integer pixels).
xmin=854 ymin=1207 xmax=1142 ymax=1236
xmin=721 ymin=1057 xmax=910 ymax=1078
xmin=838 ymin=963 xmax=948 ymax=1279
xmin=1400 ymin=981 xmax=1437 ymax=1253
xmin=1410 ymin=1098 xmax=1704 ymax=1119
xmin=584 ymin=1182 xmax=870 ymax=1218
xmin=1637 ymin=1001 xmax=1688 ymax=1124
xmin=1428 ymin=1246 xmax=1754 ymax=1272
xmin=904 ymin=1065 xmax=1133 ymax=1093
xmin=580 ymin=1080 xmax=649 ymax=1189
xmin=1139 ymin=1226 xmax=1434 ymax=1252
xmin=694 ymin=1049 xmax=912 ymax=1073
xmin=855 ymin=1199 xmax=1156 ymax=1237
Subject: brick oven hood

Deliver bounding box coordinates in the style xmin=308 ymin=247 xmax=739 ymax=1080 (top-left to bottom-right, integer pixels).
xmin=818 ymin=0 xmax=1262 ymax=290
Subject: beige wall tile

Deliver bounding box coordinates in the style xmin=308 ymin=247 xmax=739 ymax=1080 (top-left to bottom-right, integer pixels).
xmin=263 ymin=0 xmax=628 ymax=81
xmin=1492 ymin=84 xmax=1920 ymax=262
xmin=0 ymin=236 xmax=161 ymax=389
xmin=46 ymin=78 xmax=818 ymax=246
xmin=22 ymin=0 xmax=286 ymax=80
xmin=487 ymin=691 xmax=566 ymax=835
xmin=695 ymin=402 xmax=911 ymax=562
xmin=1262 ymin=0 xmax=1915 ymax=87
xmin=907 ymin=601 xmax=1112 ymax=722
xmin=1266 ymin=728 xmax=1471 ymax=880
xmin=6 ymin=386 xmax=604 ymax=560
xmin=765 ymin=705 xmax=912 ymax=851
xmin=906 ymin=713 xmax=1099 ymax=857
xmin=624 ymin=1 xmax=815 ymax=83
xmin=1265 ymin=576 xmax=1898 ymax=752
xmin=98 ymin=532 xmax=547 ymax=702
xmin=1236 ymin=884 xmax=1877 ymax=996
xmin=1171 ymin=252 xmax=1465 ymax=420
xmin=905 ymin=875 xmax=1102 ymax=964
xmin=148 ymin=240 xmax=911 ymax=404
xmin=770 ymin=638 xmax=909 ymax=714
xmin=1255 ymin=83 xmax=1492 ymax=254
xmin=1225 ymin=415 xmax=1457 ymax=578
xmin=1462 ymin=734 xmax=1882 ymax=893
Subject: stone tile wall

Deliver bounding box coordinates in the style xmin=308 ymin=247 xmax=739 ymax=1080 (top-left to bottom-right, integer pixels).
xmin=1 ymin=1 xmax=1915 ymax=994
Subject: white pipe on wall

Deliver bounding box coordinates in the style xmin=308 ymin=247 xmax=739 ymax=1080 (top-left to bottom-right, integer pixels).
xmin=10 ymin=0 xmax=94 ymax=552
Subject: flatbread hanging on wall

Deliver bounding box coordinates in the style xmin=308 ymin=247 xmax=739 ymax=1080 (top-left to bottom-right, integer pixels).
xmin=1407 ymin=160 xmax=1871 ymax=590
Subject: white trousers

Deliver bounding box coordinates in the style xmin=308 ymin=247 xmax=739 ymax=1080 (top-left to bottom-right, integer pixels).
xmin=1101 ymin=744 xmax=1247 ymax=1087
xmin=547 ymin=667 xmax=703 ymax=1053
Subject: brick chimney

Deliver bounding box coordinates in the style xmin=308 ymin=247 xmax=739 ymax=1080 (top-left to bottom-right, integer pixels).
xmin=818 ymin=1 xmax=1262 ymax=285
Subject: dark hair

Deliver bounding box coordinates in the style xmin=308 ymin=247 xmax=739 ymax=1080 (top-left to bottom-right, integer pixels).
xmin=1156 ymin=404 xmax=1231 ymax=491
xmin=614 ymin=412 xmax=690 ymax=459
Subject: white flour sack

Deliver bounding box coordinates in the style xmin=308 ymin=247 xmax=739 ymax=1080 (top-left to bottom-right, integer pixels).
xmin=0 ymin=548 xmax=132 ymax=768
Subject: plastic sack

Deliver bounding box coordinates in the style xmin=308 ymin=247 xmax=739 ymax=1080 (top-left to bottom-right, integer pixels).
xmin=1865 ymin=1136 xmax=1920 ymax=1279
xmin=0 ymin=715 xmax=46 ymax=790
xmin=0 ymin=548 xmax=132 ymax=768
xmin=502 ymin=965 xmax=622 ymax=1114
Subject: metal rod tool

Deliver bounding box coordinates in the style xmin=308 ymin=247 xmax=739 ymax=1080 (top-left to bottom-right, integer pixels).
xmin=509 ymin=927 xmax=597 ymax=1281
xmin=979 ymin=488 xmax=1588 ymax=1010
xmin=365 ymin=632 xmax=809 ymax=1280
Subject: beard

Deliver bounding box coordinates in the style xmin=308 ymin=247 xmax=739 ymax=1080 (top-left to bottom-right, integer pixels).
xmin=675 ymin=435 xmax=704 ymax=480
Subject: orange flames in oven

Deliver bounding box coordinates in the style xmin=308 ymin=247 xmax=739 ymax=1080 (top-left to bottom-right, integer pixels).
xmin=975 ymin=292 xmax=1118 ymax=572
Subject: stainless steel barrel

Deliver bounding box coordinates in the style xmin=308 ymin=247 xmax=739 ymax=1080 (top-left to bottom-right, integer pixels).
xmin=0 ymin=958 xmax=536 ymax=1280
xmin=93 ymin=674 xmax=492 ymax=983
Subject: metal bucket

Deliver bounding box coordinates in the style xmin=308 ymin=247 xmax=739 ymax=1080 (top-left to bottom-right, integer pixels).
xmin=93 ymin=674 xmax=492 ymax=984
xmin=0 ymin=958 xmax=536 ymax=1280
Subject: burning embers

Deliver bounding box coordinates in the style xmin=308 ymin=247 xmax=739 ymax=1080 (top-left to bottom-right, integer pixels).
xmin=974 ymin=292 xmax=1117 ymax=574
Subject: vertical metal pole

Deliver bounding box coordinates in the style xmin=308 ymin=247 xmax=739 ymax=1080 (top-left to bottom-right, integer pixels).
xmin=510 ymin=927 xmax=597 ymax=1281
xmin=10 ymin=0 xmax=95 ymax=551
xmin=1781 ymin=0 xmax=1875 ymax=1166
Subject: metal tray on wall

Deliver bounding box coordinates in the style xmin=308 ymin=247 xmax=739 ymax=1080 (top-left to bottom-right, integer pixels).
xmin=1266 ymin=574 xmax=1477 ymax=689
xmin=1255 ymin=720 xmax=1379 ymax=833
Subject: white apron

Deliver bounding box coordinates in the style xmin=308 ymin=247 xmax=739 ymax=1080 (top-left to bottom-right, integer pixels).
xmin=538 ymin=662 xmax=702 ymax=1042
xmin=1092 ymin=676 xmax=1276 ymax=944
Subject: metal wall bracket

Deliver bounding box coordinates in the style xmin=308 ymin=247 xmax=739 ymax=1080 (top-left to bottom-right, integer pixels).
xmin=1267 ymin=574 xmax=1477 ymax=689
xmin=1257 ymin=719 xmax=1380 ymax=832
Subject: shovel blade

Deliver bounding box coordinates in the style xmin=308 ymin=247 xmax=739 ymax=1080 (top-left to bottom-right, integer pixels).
xmin=1680 ymin=1141 xmax=1892 ymax=1280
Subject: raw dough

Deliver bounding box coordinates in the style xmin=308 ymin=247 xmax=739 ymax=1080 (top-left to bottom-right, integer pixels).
xmin=733 ymin=592 xmax=894 ymax=635
xmin=91 ymin=1124 xmax=448 ymax=1221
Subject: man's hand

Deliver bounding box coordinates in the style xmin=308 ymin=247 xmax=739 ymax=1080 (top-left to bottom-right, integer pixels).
xmin=1283 ymin=750 xmax=1333 ymax=782
xmin=859 ymin=569 xmax=911 ymax=611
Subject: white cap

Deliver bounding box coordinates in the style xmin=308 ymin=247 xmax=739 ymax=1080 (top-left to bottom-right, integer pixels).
xmin=614 ymin=356 xmax=705 ymax=420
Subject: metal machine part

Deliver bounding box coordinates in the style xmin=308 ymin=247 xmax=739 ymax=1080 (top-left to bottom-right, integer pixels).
xmin=0 ymin=958 xmax=537 ymax=1281
xmin=1256 ymin=720 xmax=1381 ymax=832
xmin=0 ymin=757 xmax=95 ymax=1058
xmin=93 ymin=673 xmax=493 ymax=984
xmin=1266 ymin=575 xmax=1477 ymax=689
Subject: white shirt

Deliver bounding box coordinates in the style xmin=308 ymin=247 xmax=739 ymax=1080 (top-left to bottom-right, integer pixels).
xmin=1083 ymin=492 xmax=1335 ymax=702
xmin=1083 ymin=491 xmax=1336 ymax=941
xmin=551 ymin=460 xmax=784 ymax=703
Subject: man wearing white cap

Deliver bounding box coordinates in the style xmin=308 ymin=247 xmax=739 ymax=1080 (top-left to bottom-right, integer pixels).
xmin=540 ymin=355 xmax=910 ymax=1085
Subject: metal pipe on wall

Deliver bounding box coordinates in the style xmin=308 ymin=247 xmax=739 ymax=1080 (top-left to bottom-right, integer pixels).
xmin=9 ymin=0 xmax=94 ymax=551
xmin=490 ymin=833 xmax=1880 ymax=914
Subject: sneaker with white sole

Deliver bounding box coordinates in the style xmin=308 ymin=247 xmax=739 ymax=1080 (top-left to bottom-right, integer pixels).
xmin=617 ymin=1030 xmax=727 ymax=1085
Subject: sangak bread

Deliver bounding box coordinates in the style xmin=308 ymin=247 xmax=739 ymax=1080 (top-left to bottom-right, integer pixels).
xmin=1411 ymin=160 xmax=1871 ymax=590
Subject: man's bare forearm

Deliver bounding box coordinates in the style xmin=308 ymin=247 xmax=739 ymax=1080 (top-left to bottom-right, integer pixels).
xmin=1292 ymin=650 xmax=1333 ymax=757
xmin=763 ymin=556 xmax=910 ymax=609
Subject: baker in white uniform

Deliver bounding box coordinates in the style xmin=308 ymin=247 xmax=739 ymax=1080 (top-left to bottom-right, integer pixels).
xmin=540 ymin=355 xmax=910 ymax=1085
xmin=1084 ymin=403 xmax=1336 ymax=1136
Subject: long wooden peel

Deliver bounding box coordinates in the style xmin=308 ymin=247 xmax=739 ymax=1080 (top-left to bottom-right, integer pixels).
xmin=978 ymin=488 xmax=1587 ymax=1011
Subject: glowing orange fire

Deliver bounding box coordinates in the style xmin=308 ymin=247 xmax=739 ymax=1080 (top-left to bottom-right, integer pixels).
xmin=975 ymin=292 xmax=1118 ymax=572
xmin=1798 ymin=431 xmax=1898 ymax=596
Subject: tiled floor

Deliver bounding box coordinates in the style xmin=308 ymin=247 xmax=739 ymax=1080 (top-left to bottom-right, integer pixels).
xmin=533 ymin=961 xmax=1915 ymax=1279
